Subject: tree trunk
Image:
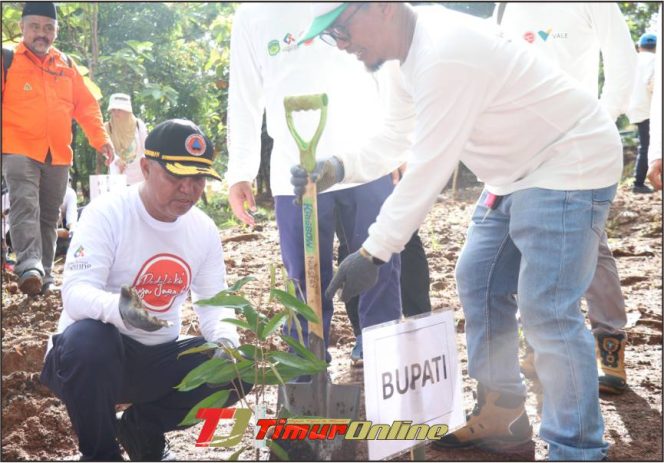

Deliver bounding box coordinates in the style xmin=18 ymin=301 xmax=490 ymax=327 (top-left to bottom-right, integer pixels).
xmin=89 ymin=3 xmax=105 ymax=175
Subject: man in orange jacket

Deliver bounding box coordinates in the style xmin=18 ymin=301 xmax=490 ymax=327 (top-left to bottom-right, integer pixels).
xmin=1 ymin=2 xmax=114 ymax=296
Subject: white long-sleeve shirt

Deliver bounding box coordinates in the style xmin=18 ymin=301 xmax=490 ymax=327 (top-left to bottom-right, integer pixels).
xmin=627 ymin=51 xmax=656 ymax=124
xmin=497 ymin=2 xmax=637 ymax=121
xmin=56 ymin=186 xmax=239 ymax=348
xmin=648 ymin=6 xmax=662 ymax=165
xmin=339 ymin=6 xmax=622 ymax=262
xmin=226 ymin=3 xmax=406 ymax=196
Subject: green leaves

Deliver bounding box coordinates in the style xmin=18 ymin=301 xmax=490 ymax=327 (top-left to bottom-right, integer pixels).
xmin=176 ymin=358 xmax=228 ymax=392
xmin=267 ymin=440 xmax=289 ymax=461
xmin=270 ymin=289 xmax=319 ymax=324
xmin=178 ymin=389 xmax=231 ymax=426
xmin=229 ymin=276 xmax=257 ymax=292
xmin=177 ymin=271 xmax=327 ymax=460
xmin=177 ymin=342 xmax=218 ymax=359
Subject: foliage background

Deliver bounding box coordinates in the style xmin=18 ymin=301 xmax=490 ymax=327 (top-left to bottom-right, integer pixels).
xmin=2 ymin=2 xmax=660 ymax=200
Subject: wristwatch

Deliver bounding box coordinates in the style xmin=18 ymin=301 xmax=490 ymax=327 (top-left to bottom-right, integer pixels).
xmin=359 ymin=247 xmax=386 ymax=266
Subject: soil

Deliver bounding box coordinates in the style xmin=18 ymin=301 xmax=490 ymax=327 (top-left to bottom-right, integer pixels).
xmin=1 ymin=181 xmax=661 ymax=462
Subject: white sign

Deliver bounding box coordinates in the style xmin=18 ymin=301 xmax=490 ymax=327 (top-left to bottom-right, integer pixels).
xmin=89 ymin=174 xmax=126 ymax=200
xmin=363 ymin=310 xmax=465 ymax=460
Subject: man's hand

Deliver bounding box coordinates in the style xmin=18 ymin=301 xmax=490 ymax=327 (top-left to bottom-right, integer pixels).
xmin=325 ymin=248 xmax=383 ymax=302
xmin=290 ymin=156 xmax=344 ymax=202
xmin=647 ymin=159 xmax=662 ymax=191
xmin=212 ymin=337 xmax=239 ymax=361
xmin=119 ymin=285 xmax=172 ymax=331
xmin=229 ymin=182 xmax=257 ymax=226
xmin=98 ymin=143 xmax=115 ymax=166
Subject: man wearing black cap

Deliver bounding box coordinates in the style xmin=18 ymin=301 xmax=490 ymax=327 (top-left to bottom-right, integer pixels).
xmin=40 ymin=119 xmax=250 ymax=461
xmin=2 ymin=2 xmax=114 ymax=296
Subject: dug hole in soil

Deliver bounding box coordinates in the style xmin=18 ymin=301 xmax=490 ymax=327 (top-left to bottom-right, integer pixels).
xmin=2 ymin=178 xmax=662 ymax=461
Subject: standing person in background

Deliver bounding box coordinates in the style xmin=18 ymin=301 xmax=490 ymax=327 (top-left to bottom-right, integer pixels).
xmin=1 ymin=2 xmax=114 ymax=296
xmin=628 ymin=33 xmax=657 ymax=194
xmin=497 ymin=1 xmax=637 ymax=394
xmin=647 ymin=8 xmax=662 ymax=191
xmin=55 ymin=181 xmax=78 ymax=258
xmin=226 ymin=3 xmax=406 ymax=363
xmin=1 ymin=177 xmax=12 ymax=272
xmin=105 ymin=93 xmax=148 ymax=185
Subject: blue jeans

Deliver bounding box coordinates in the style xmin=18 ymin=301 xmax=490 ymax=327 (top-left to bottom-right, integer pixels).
xmin=455 ymin=186 xmax=616 ymax=461
xmin=274 ymin=175 xmax=402 ymax=349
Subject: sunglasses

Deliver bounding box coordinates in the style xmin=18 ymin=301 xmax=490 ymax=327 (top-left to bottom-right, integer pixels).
xmin=320 ymin=4 xmax=365 ymax=47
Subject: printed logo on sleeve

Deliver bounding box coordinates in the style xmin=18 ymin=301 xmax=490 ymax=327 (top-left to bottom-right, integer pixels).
xmin=67 ymin=245 xmax=91 ymax=271
xmin=132 ymin=253 xmax=191 ymax=312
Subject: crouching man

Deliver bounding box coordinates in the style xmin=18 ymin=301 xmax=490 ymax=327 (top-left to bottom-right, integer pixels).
xmin=41 ymin=119 xmax=251 ymax=461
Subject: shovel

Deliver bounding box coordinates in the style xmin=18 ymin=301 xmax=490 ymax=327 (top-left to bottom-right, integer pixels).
xmin=276 ymin=94 xmax=361 ymax=460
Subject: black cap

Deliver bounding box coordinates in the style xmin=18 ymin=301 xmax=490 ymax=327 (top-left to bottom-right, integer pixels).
xmin=22 ymin=2 xmax=57 ymax=20
xmin=144 ymin=119 xmax=221 ymax=181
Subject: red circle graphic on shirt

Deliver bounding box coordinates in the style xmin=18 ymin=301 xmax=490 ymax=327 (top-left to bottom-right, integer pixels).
xmin=131 ymin=253 xmax=191 ymax=312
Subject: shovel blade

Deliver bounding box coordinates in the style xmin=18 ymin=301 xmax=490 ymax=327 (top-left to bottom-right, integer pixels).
xmin=275 ymin=378 xmax=362 ymax=460
xmin=278 ymin=379 xmax=361 ymax=419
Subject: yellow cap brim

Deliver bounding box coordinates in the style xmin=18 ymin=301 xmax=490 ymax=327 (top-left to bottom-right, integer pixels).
xmin=163 ymin=162 xmax=222 ymax=181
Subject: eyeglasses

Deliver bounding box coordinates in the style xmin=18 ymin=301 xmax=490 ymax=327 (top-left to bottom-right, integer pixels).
xmin=320 ymin=4 xmax=364 ymax=47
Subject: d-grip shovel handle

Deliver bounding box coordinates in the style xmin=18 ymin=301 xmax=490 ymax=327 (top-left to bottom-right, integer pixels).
xmin=284 ymin=94 xmax=328 ymax=172
xmin=283 ymin=93 xmax=328 ymax=345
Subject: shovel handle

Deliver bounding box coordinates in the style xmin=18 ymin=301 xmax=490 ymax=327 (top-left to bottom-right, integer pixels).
xmin=284 ymin=93 xmax=328 ymax=344
xmin=284 ymin=94 xmax=328 ymax=172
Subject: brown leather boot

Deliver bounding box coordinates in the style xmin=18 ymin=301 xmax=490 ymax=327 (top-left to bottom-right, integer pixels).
xmin=596 ymin=333 xmax=627 ymax=394
xmin=433 ymin=384 xmax=532 ymax=451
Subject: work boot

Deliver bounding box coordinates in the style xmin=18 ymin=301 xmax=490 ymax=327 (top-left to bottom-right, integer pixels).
xmin=433 ymin=385 xmax=532 ymax=451
xmin=596 ymin=333 xmax=627 ymax=394
xmin=116 ymin=410 xmax=177 ymax=461
xmin=350 ymin=335 xmax=363 ymax=368
xmin=18 ymin=269 xmax=43 ymax=296
xmin=520 ymin=342 xmax=537 ymax=379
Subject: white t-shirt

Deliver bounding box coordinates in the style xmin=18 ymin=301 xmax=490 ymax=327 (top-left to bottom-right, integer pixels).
xmin=226 ymin=3 xmax=406 ymax=196
xmin=60 ymin=186 xmax=78 ymax=231
xmin=627 ymin=51 xmax=656 ymax=124
xmin=648 ymin=7 xmax=662 ymax=165
xmin=340 ymin=6 xmax=622 ymax=262
xmin=497 ymin=2 xmax=637 ymax=121
xmin=56 ymin=185 xmax=239 ymax=348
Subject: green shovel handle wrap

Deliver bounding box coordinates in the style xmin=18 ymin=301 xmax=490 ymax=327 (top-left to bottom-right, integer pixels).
xmin=284 ymin=94 xmax=328 ymax=172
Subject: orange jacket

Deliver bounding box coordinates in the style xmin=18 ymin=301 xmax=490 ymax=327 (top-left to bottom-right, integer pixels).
xmin=1 ymin=43 xmax=110 ymax=166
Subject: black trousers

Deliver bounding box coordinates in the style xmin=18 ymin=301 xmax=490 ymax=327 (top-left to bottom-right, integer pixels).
xmin=41 ymin=319 xmax=251 ymax=461
xmin=635 ymin=119 xmax=650 ymax=186
xmin=338 ymin=228 xmax=432 ymax=337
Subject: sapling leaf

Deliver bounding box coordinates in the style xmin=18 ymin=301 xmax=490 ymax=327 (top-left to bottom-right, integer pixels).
xmin=177 ymin=342 xmax=218 ymax=359
xmin=178 ymin=389 xmax=231 ymax=426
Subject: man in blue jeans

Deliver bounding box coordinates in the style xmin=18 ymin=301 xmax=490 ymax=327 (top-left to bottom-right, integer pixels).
xmin=293 ymin=3 xmax=622 ymax=460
